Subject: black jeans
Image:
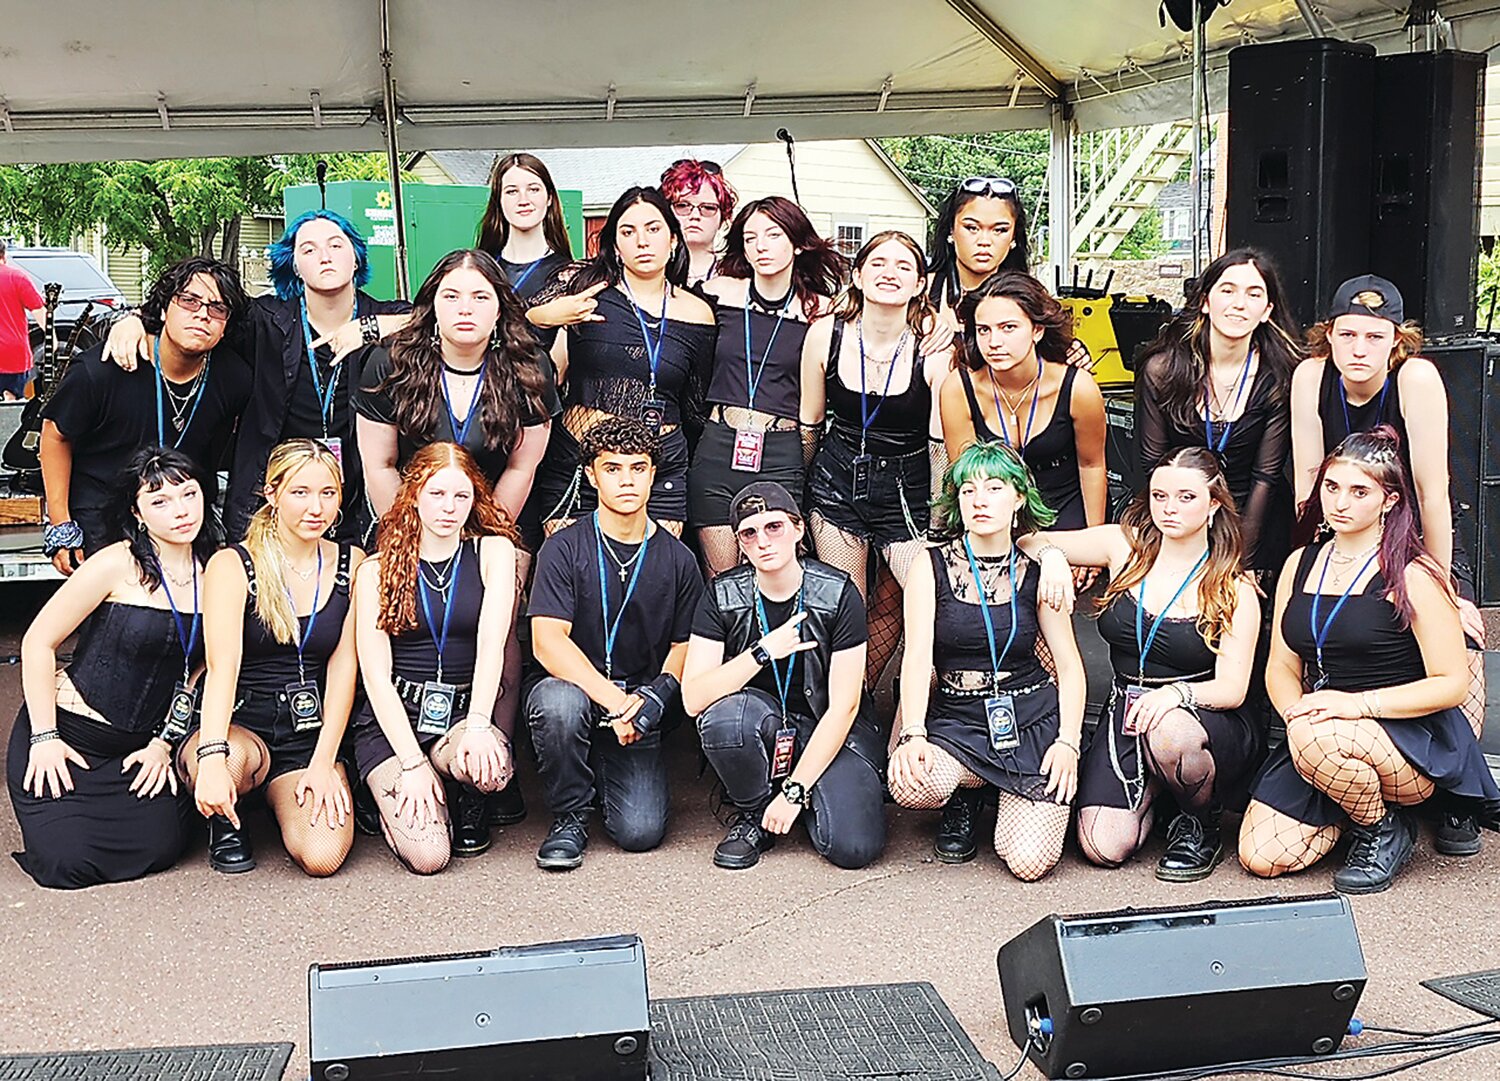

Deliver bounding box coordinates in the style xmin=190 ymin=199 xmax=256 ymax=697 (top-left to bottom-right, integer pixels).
xmin=525 ymin=677 xmax=669 ymax=852
xmin=697 ymin=688 xmax=886 ymax=870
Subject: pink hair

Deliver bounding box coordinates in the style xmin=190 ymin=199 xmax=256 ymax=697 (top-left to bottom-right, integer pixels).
xmin=659 ymin=160 xmax=737 ymax=219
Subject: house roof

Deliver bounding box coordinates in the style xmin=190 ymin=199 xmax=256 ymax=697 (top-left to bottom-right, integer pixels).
xmin=425 ymin=145 xmax=747 ymax=208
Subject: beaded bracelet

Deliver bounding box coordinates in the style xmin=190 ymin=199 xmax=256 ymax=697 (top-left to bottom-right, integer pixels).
xmin=28 ymin=729 xmax=60 ymax=747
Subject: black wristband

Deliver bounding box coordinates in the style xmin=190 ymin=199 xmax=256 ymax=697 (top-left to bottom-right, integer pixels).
xmin=751 ymin=642 xmax=772 ymax=667
xmin=359 ymin=313 xmax=381 ymax=345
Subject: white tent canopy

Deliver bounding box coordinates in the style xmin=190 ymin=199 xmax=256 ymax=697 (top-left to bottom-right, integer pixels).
xmin=3 ymin=0 xmax=1499 ymax=164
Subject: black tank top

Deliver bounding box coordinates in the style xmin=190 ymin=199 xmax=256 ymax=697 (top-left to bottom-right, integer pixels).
xmin=958 ymin=364 xmax=1085 ymax=528
xmin=389 ymin=539 xmax=485 ymax=684
xmin=705 ymin=301 xmax=808 ymax=419
xmin=930 ymin=543 xmax=1046 ymax=689
xmin=234 ymin=543 xmax=353 ymax=693
xmin=825 ymin=319 xmax=930 ymax=456
xmin=67 ymin=601 xmax=205 ymax=734
xmin=1097 ymin=580 xmax=1217 ymax=682
xmin=1316 ymin=359 xmax=1411 ymax=468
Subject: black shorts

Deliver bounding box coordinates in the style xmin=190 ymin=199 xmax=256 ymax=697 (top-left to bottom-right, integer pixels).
xmin=687 ymin=419 xmax=805 ymax=528
xmin=228 ymin=686 xmax=323 ymax=782
xmin=534 ymin=422 xmax=690 ymax=524
xmin=808 ymin=435 xmax=928 ymax=548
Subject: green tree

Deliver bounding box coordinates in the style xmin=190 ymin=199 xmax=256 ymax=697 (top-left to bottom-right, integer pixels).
xmin=1113 ymin=208 xmax=1170 ymax=261
xmin=878 ymin=132 xmax=1051 ymax=242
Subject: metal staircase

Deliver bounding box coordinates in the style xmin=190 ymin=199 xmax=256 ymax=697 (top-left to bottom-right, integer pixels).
xmin=1071 ymin=120 xmax=1194 ymax=262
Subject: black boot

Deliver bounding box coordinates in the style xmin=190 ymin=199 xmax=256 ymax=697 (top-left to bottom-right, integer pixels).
xmin=352 ymin=782 xmax=382 ymax=837
xmin=207 ymin=814 xmax=255 ymax=874
xmin=934 ymin=788 xmax=982 ymax=864
xmin=486 ymin=779 xmax=528 ymax=826
xmin=713 ymin=808 xmax=776 ymax=870
xmin=1156 ymin=809 xmax=1224 ymax=882
xmin=1434 ymin=809 xmax=1482 ymax=857
xmin=1333 ymin=806 xmax=1416 ymax=895
xmin=450 ymin=785 xmax=492 ymax=858
xmin=536 ymin=811 xmax=590 ymax=871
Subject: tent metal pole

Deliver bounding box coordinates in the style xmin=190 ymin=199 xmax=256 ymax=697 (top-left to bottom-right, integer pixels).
xmin=1293 ymin=0 xmax=1328 ymax=37
xmin=1191 ymin=9 xmax=1205 ymax=278
xmin=1047 ymin=101 xmax=1073 ymax=279
xmin=379 ymin=0 xmax=410 ymax=299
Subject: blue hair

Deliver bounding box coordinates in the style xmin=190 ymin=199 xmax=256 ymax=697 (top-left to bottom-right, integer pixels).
xmin=267 ymin=209 xmax=372 ymax=300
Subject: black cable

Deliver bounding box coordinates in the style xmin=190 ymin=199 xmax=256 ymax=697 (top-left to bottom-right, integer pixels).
xmin=1363 ymin=1016 xmax=1498 ymax=1038
xmin=997 ymin=1035 xmax=1037 ymax=1081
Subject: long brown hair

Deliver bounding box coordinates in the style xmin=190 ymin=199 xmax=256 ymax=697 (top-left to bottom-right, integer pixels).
xmin=244 ymin=440 xmax=344 ymax=645
xmin=957 ymin=270 xmax=1073 ymax=369
xmin=1305 ymin=317 xmax=1424 ymax=370
xmin=476 ymin=152 xmax=573 ymax=260
xmin=375 ymin=442 xmax=520 ymax=634
xmin=1100 ymin=447 xmax=1245 ymax=650
xmin=715 ymin=196 xmax=846 ymax=320
xmin=835 ymin=230 xmax=933 ymax=336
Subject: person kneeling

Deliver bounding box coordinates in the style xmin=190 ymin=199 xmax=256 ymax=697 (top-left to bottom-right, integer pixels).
xmin=527 ymin=418 xmax=703 ymax=870
xmin=683 ymin=482 xmax=887 ymax=871
xmin=351 ymin=443 xmax=520 ymax=873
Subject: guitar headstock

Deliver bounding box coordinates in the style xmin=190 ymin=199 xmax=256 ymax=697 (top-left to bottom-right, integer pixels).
xmin=44 ymin=282 xmax=62 ymax=308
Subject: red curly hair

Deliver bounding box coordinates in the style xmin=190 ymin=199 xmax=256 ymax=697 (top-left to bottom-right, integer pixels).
xmin=659 ymin=158 xmax=737 ymax=220
xmin=376 ymin=442 xmax=520 ymax=634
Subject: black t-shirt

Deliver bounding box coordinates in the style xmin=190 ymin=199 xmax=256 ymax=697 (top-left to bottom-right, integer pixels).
xmin=352 ymin=345 xmax=562 ymax=484
xmin=497 ymin=251 xmax=573 ymax=305
xmin=283 ymin=337 xmax=348 ymax=443
xmin=690 ymin=568 xmax=867 ymax=702
xmin=528 ymin=517 xmax=704 ymax=686
xmin=43 ymin=341 xmax=251 ymax=527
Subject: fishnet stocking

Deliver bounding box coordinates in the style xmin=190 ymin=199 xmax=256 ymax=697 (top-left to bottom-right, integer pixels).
xmin=887 ymin=743 xmax=983 ymax=808
xmin=177 ymin=726 xmax=270 ymax=794
xmin=1141 ymin=710 xmax=1217 ymax=811
xmin=1077 ymin=800 xmax=1157 ymax=868
xmin=266 ymin=765 xmax=354 ymax=877
xmin=809 ymin=513 xmax=869 ymax=596
xmin=1286 ymin=715 xmax=1434 ymax=826
xmin=366 ymin=757 xmax=451 ymax=875
xmin=994 ymin=793 xmax=1070 ymax=881
xmin=698 ymin=525 xmax=743 ymax=576
xmin=1238 ymin=799 xmax=1340 ymax=878
xmin=929 ymin=439 xmax=949 ymax=507
xmin=869 ymin=541 xmax=924 ymax=687
xmin=1462 ymin=649 xmax=1486 ymax=739
xmin=430 ymin=724 xmax=513 ymax=793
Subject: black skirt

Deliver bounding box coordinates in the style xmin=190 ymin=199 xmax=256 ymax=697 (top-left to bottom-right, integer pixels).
xmin=925 ymin=682 xmax=1061 ymax=802
xmin=350 ymin=698 xmax=453 ymax=781
xmin=687 ymin=419 xmax=805 ymax=527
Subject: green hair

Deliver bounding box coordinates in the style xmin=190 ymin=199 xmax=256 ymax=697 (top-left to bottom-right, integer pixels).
xmin=932 ymin=441 xmax=1057 ymax=539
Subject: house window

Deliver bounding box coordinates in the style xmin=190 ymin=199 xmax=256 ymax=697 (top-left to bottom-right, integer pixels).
xmin=834 ymin=222 xmax=866 ymax=258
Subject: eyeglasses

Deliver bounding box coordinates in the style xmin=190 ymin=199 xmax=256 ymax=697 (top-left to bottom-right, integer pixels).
xmin=959 ymin=177 xmax=1019 ymax=198
xmin=173 ymin=291 xmax=231 ymax=322
xmin=670 ymin=158 xmax=722 ymax=175
xmin=671 ymin=200 xmax=722 ymax=218
xmin=736 ymin=518 xmax=790 ymax=544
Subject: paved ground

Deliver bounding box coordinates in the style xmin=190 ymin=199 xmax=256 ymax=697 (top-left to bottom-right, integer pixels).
xmin=1 ymin=582 xmax=1497 ymax=1081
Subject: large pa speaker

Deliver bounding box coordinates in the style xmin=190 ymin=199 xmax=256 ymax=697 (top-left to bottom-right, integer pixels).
xmin=1370 ymin=51 xmax=1485 ymax=336
xmin=997 ymin=895 xmax=1366 ymax=1079
xmin=1227 ymin=39 xmax=1376 ymax=327
xmin=1103 ymin=388 xmax=1140 ymax=520
xmin=308 ymin=935 xmax=650 ymax=1081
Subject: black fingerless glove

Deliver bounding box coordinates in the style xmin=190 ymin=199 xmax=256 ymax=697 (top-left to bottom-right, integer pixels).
xmin=632 ymin=673 xmax=680 ymax=735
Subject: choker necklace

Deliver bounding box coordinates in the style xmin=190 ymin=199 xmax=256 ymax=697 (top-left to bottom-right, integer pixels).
xmin=748 ymin=279 xmax=794 ymax=313
xmin=442 ymin=360 xmax=485 ymax=377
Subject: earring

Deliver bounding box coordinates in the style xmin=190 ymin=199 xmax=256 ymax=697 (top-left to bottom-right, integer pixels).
xmin=1314 ymin=519 xmax=1332 ymax=542
xmin=430 ymin=327 xmax=442 ymax=351
xmin=136 ymin=518 xmax=146 ymax=532
xmin=490 ymin=325 xmax=503 ymax=350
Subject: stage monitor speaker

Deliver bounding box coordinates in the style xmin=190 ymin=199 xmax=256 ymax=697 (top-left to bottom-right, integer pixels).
xmin=308 ymin=934 xmax=649 ymax=1081
xmin=1370 ymin=51 xmax=1485 ymax=336
xmin=997 ymin=894 xmax=1366 ymax=1080
xmin=1103 ymin=388 xmax=1139 ymax=520
xmin=1227 ymin=39 xmax=1376 ymax=327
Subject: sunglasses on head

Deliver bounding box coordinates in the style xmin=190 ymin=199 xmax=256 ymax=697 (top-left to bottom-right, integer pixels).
xmin=959 ymin=176 xmax=1018 ymax=198
xmin=736 ymin=518 xmax=791 ymax=544
xmin=670 ymin=158 xmax=722 ymax=175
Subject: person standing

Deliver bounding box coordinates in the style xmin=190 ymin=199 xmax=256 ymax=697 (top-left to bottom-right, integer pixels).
xmin=0 ymin=239 xmax=45 ymax=400
xmin=660 ymin=158 xmax=738 ymax=285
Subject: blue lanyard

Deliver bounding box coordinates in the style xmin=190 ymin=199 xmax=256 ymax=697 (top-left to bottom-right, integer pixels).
xmin=743 ymin=296 xmax=792 ymax=411
xmin=284 ymin=546 xmax=324 ymax=683
xmin=989 ymin=360 xmax=1042 ymax=450
xmin=158 ymin=555 xmax=201 ymax=682
xmin=299 ymin=296 xmax=352 ymax=436
xmin=441 ymin=361 xmax=487 ymax=447
xmin=1133 ymin=549 xmax=1211 ymax=680
xmin=416 ymin=543 xmax=464 ymax=682
xmin=507 ymin=257 xmax=545 ymax=294
xmin=152 ymin=336 xmax=210 ymax=449
xmin=1340 ymin=376 xmax=1389 ymax=437
xmin=1309 ymin=542 xmax=1381 ymax=683
xmin=755 ymin=588 xmax=803 ymax=719
xmin=963 ymin=536 xmax=1019 ymax=684
xmin=594 ymin=513 xmax=650 ymax=680
xmin=621 ymin=278 xmax=670 ymax=399
xmin=856 ymin=318 xmax=911 ymax=451
xmin=1204 ymin=348 xmax=1255 ymax=453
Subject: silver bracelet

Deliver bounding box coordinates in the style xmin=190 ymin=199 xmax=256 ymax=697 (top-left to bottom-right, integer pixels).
xmin=1035 ymin=543 xmax=1067 ymax=563
xmin=28 ymin=729 xmax=61 ymax=747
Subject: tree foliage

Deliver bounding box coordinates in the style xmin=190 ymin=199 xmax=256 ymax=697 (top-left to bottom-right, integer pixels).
xmin=878 ymin=132 xmax=1051 ymax=243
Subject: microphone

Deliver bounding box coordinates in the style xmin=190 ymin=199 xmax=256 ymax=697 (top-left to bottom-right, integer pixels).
xmin=316 ymin=159 xmax=328 ymax=209
xmin=775 ymin=129 xmax=801 ymax=206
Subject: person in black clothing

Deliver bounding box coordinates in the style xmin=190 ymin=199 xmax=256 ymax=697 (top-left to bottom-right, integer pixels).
xmin=535 ymin=187 xmax=717 ymax=536
xmin=42 ymin=256 xmax=250 ymax=572
xmin=1240 ymin=427 xmax=1499 ymax=893
xmin=351 ymin=442 xmax=521 ymax=871
xmin=103 ymin=211 xmax=413 ymax=544
xmin=476 ymin=152 xmax=577 ymax=308
xmin=10 ymin=448 xmax=219 ymax=888
xmin=527 ymin=417 xmax=703 ymax=870
xmin=1136 ymin=249 xmax=1301 ymax=576
xmin=683 ymin=481 xmax=886 ymax=871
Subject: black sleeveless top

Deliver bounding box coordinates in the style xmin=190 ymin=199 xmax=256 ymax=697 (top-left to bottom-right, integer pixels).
xmin=68 ymin=601 xmax=205 ymax=735
xmin=1281 ymin=543 xmax=1427 ymax=691
xmin=705 ymin=301 xmax=809 ymax=419
xmin=234 ymin=543 xmax=353 ymax=693
xmin=930 ymin=543 xmax=1046 ymax=691
xmin=1317 ymin=360 xmax=1412 ymax=469
xmin=389 ymin=539 xmax=485 ymax=684
xmin=958 ymin=364 xmax=1085 ymax=528
xmin=1097 ymin=581 xmax=1217 ymax=683
xmin=825 ymin=320 xmax=930 ymax=456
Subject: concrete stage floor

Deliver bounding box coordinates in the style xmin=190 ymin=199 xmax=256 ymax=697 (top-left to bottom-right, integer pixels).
xmin=0 ymin=585 xmax=1497 ymax=1081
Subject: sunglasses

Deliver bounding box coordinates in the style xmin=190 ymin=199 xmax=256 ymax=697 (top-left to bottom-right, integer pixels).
xmin=736 ymin=518 xmax=791 ymax=544
xmin=174 ymin=291 xmax=231 ymax=322
xmin=671 ymin=200 xmax=722 ymax=218
xmin=959 ymin=176 xmax=1019 ymax=198
xmin=670 ymin=158 xmax=722 ymax=175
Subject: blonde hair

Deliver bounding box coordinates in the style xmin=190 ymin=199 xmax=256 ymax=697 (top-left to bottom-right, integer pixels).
xmin=244 ymin=439 xmax=343 ymax=644
xmin=1306 ymin=318 xmax=1424 ymax=369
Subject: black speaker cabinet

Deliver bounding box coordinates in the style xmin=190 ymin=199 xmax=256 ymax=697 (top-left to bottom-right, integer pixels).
xmin=1227 ymin=39 xmax=1376 ymax=327
xmin=308 ymin=935 xmax=649 ymax=1081
xmin=1104 ymin=388 xmax=1139 ymax=521
xmin=1370 ymin=51 xmax=1485 ymax=336
xmin=997 ymin=895 xmax=1366 ymax=1079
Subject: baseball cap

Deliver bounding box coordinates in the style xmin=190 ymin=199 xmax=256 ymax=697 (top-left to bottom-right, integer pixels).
xmin=729 ymin=481 xmax=801 ymax=531
xmin=1327 ymin=274 xmax=1404 ymax=325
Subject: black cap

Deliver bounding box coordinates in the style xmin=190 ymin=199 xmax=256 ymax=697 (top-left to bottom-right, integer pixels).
xmin=1327 ymin=274 xmax=1404 ymax=325
xmin=729 ymin=481 xmax=801 ymax=531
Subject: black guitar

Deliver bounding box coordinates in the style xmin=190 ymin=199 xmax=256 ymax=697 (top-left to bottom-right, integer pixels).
xmin=3 ymin=285 xmax=100 ymax=476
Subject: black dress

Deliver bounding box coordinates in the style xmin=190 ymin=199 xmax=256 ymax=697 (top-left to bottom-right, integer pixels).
xmin=923 ymin=544 xmax=1061 ymax=801
xmin=1076 ymin=585 xmax=1265 ymax=812
xmin=956 ymin=364 xmax=1087 ymax=529
xmin=351 ymin=540 xmax=486 ymax=780
xmin=1249 ymin=544 xmax=1500 ymax=827
xmin=8 ymin=602 xmax=203 ymax=889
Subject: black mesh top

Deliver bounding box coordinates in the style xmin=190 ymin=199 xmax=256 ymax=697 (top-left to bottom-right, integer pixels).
xmin=67 ymin=601 xmax=204 ymax=735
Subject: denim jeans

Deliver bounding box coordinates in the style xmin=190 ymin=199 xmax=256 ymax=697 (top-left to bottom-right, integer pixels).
xmin=526 ymin=677 xmax=669 ymax=852
xmin=697 ymin=688 xmax=886 ymax=869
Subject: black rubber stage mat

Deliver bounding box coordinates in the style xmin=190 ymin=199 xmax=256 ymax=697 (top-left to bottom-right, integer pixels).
xmin=0 ymin=1042 xmax=293 ymax=1080
xmin=649 ymin=981 xmax=1000 ymax=1080
xmin=1424 ymin=968 xmax=1500 ymax=1020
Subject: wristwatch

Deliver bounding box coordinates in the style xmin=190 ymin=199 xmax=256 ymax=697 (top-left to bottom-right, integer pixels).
xmin=781 ymin=779 xmax=807 ymax=806
xmin=751 ymin=641 xmax=772 ymax=667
